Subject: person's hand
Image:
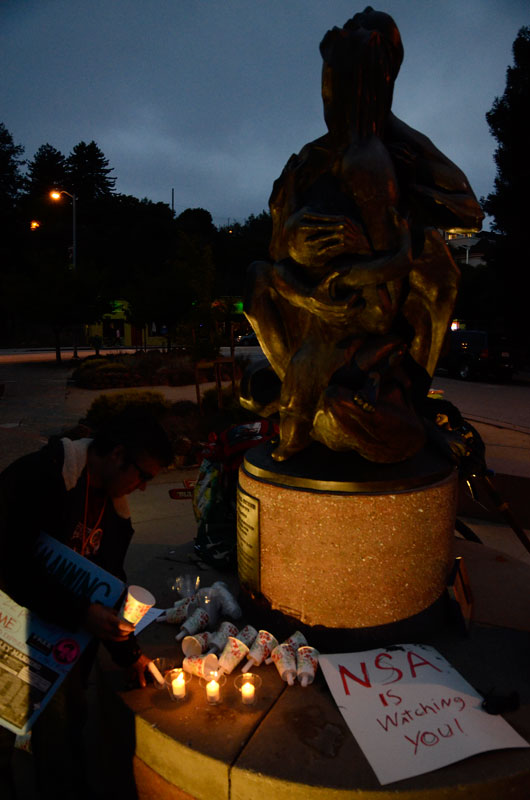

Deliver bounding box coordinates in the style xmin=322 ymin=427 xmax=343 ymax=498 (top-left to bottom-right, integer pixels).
xmin=84 ymin=603 xmax=135 ymax=642
xmin=124 ymin=653 xmax=152 ymax=689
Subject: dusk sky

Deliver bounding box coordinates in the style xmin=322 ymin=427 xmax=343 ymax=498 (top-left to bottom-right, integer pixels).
xmin=1 ymin=0 xmax=527 ymax=228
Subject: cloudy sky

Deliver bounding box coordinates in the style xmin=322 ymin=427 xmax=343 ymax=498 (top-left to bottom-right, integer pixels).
xmin=1 ymin=0 xmax=527 ymax=228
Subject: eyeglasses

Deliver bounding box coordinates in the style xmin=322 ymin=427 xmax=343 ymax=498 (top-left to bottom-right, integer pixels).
xmin=128 ymin=458 xmax=154 ymax=484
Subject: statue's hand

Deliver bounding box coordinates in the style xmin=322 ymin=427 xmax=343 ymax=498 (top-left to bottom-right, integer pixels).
xmin=286 ymin=208 xmax=371 ymax=268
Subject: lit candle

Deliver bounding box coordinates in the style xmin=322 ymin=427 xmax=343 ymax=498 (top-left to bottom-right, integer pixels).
xmin=241 ymin=680 xmax=255 ymax=704
xmin=206 ymin=678 xmax=220 ymax=704
xmin=171 ymin=671 xmax=186 ymax=699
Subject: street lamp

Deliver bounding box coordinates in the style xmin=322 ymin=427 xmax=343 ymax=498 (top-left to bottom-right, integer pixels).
xmin=50 ymin=189 xmax=77 ymax=271
xmin=50 ymin=189 xmax=79 ymax=358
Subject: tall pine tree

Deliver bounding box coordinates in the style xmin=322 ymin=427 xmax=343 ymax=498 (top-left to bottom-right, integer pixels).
xmin=66 ymin=140 xmax=116 ymax=201
xmin=0 ymin=123 xmax=25 ymax=215
xmin=484 ymin=27 xmax=530 ymax=339
xmin=25 ymin=143 xmax=67 ymax=199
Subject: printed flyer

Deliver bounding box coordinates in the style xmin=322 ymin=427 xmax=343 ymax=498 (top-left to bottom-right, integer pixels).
xmin=0 ymin=533 xmax=124 ymax=734
xmin=320 ymin=643 xmax=529 ymax=785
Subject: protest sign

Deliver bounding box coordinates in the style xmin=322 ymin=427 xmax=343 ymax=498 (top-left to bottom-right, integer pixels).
xmin=320 ymin=643 xmax=528 ymax=785
xmin=0 ymin=533 xmax=124 ymax=734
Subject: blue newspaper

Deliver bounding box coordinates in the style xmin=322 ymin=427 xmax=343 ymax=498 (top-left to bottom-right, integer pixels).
xmin=0 ymin=533 xmax=124 ymax=734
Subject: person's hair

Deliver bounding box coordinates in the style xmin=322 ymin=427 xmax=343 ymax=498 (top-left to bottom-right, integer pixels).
xmin=91 ymin=408 xmax=174 ymax=467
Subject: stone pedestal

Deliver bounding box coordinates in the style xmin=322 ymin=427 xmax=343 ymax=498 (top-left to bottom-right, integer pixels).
xmin=237 ymin=442 xmax=458 ymax=637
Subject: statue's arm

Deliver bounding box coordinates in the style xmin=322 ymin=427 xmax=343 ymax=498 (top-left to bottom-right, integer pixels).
xmin=269 ymin=138 xmax=372 ymax=268
xmin=283 ymin=207 xmax=372 ymax=269
xmin=271 ymin=208 xmax=412 ymax=322
xmin=387 ymin=113 xmax=484 ymax=232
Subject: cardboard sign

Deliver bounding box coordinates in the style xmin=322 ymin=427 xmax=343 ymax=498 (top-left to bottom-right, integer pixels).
xmin=320 ymin=644 xmax=528 ymax=785
xmin=0 ymin=533 xmax=124 ymax=734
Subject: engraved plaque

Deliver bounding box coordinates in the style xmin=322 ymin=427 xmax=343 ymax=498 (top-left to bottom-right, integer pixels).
xmin=237 ymin=484 xmax=260 ymax=593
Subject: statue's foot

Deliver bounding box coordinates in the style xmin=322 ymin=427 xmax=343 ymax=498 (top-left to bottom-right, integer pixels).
xmin=271 ymin=441 xmax=303 ymax=462
xmin=272 ymin=413 xmax=312 ymax=461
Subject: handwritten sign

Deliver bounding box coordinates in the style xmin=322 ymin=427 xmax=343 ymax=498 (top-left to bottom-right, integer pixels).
xmin=320 ymin=644 xmax=528 ymax=785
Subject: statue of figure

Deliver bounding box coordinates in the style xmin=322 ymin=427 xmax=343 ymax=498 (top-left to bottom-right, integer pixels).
xmin=242 ymin=7 xmax=483 ymax=463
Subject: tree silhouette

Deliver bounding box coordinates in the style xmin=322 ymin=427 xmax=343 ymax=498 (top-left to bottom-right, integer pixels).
xmin=0 ymin=123 xmax=25 ymax=214
xmin=483 ymin=27 xmax=530 ymax=339
xmin=66 ymin=140 xmax=116 ymax=201
xmin=25 ymin=143 xmax=67 ymax=199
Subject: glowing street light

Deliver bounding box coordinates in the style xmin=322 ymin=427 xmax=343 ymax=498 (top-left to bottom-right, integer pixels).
xmin=49 ymin=188 xmax=79 ymax=358
xmin=30 ymin=220 xmax=41 ymax=230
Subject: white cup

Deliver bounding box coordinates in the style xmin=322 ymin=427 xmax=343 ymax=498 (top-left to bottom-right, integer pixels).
xmin=119 ymin=585 xmax=155 ymax=625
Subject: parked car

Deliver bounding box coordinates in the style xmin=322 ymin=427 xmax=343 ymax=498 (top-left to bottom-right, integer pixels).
xmin=235 ymin=332 xmax=259 ymax=346
xmin=437 ymin=329 xmax=514 ymax=381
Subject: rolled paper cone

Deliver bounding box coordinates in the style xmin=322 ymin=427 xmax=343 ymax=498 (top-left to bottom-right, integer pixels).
xmin=296 ymin=645 xmax=320 ymax=687
xmin=283 ymin=631 xmax=307 ymax=650
xmin=182 ymin=652 xmax=219 ymax=678
xmin=176 ymin=608 xmax=210 ymax=641
xmin=235 ymin=625 xmax=258 ymax=648
xmin=218 ymin=636 xmax=249 ymax=675
xmin=208 ymin=621 xmax=238 ymax=653
xmin=147 ymin=661 xmax=165 ymax=685
xmin=211 ymin=581 xmax=242 ymax=618
xmin=119 ymin=585 xmax=155 ymax=625
xmin=271 ymin=643 xmax=296 ymax=684
xmin=182 ymin=631 xmax=211 ymax=657
xmin=241 ymin=657 xmax=258 ymax=672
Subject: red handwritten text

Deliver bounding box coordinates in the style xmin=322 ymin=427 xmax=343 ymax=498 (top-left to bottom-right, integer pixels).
xmin=404 ymin=718 xmax=466 ymax=755
xmin=340 ymin=650 xmax=443 ymax=696
xmin=0 ymin=611 xmax=16 ymax=631
xmin=377 ymin=696 xmax=466 ymax=731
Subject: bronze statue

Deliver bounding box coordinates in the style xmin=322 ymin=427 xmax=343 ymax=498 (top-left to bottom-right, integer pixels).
xmin=242 ymin=7 xmax=483 ymax=463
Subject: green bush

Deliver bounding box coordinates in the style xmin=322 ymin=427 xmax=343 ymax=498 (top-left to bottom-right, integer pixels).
xmin=72 ymin=352 xmax=196 ymax=389
xmin=84 ymin=390 xmax=171 ymax=429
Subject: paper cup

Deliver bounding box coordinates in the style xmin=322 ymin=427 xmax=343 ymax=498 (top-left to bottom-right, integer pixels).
xmin=242 ymin=630 xmax=279 ymax=671
xmin=218 ymin=636 xmax=249 ymax=675
xmin=235 ymin=625 xmax=258 ymax=648
xmin=297 ymin=645 xmax=320 ymax=687
xmin=208 ymin=621 xmax=239 ymax=653
xmin=211 ymin=581 xmax=242 ymax=618
xmin=271 ymin=643 xmax=296 ymax=685
xmin=176 ymin=608 xmax=210 ymax=641
xmin=162 ymin=596 xmax=197 ymax=625
xmin=283 ymin=631 xmax=307 ymax=650
xmin=182 ymin=652 xmax=219 ymax=679
xmin=119 ymin=585 xmax=155 ymax=625
xmin=182 ymin=631 xmax=212 ymax=657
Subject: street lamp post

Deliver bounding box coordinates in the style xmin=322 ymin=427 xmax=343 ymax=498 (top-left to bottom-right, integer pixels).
xmin=50 ymin=189 xmax=79 ymax=359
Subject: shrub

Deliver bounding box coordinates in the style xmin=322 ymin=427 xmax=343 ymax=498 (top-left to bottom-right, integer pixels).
xmin=84 ymin=390 xmax=171 ymax=429
xmin=72 ymin=352 xmax=197 ymax=388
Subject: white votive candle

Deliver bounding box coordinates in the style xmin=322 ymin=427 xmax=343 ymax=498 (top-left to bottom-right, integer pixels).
xmin=206 ymin=679 xmax=220 ymax=704
xmin=172 ymin=671 xmax=186 ymax=699
xmin=241 ymin=681 xmax=255 ymax=704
